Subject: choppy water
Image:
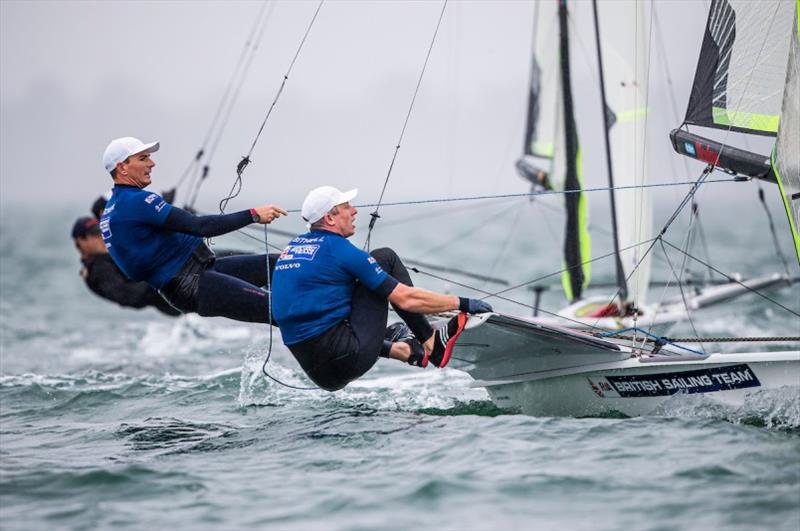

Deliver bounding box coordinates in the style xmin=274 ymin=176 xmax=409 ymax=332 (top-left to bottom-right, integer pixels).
xmin=2 ymin=202 xmax=799 ymax=530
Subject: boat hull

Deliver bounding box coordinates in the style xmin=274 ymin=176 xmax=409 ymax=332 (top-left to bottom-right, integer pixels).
xmin=480 ymin=353 xmax=799 ymax=417
xmin=450 ymin=313 xmax=800 ymax=417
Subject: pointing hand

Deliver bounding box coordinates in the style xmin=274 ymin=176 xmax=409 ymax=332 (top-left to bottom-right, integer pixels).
xmin=253 ymin=204 xmax=288 ymax=224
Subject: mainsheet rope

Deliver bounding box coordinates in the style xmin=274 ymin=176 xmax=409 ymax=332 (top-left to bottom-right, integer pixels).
xmin=363 ymin=0 xmax=449 ymax=251
xmin=260 ymin=224 xmax=318 ymax=390
xmin=213 ymin=1 xmax=325 ymax=391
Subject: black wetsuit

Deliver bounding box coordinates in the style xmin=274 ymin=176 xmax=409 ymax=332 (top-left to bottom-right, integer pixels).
xmin=82 ymin=254 xmax=180 ymax=316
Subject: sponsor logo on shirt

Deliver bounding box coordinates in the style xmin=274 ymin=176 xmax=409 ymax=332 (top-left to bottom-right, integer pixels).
xmin=293 ymin=236 xmax=325 ymax=244
xmin=99 ymin=218 xmax=112 ymax=240
xmin=155 ymin=201 xmax=167 ymax=212
xmin=144 ymin=193 xmax=158 ymax=204
xmin=279 ymin=244 xmax=320 ymax=261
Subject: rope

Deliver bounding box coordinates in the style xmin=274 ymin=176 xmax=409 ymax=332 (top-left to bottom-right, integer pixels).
xmin=253 ymin=177 xmax=743 ymax=216
xmin=662 ymin=336 xmax=800 ymax=343
xmin=756 ymin=183 xmax=792 ymax=277
xmin=219 ymin=0 xmax=325 ymax=214
xmin=599 ymin=327 xmax=705 ymax=357
xmin=363 ymin=0 xmax=449 ymax=251
xmin=660 ymin=238 xmax=800 ymax=319
xmin=658 ymin=237 xmax=707 ymax=355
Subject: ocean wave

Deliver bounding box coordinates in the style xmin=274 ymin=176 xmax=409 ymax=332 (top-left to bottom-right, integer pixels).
xmin=0 ymin=368 xmax=243 ymax=417
xmin=652 ymin=385 xmax=800 ymax=430
xmin=0 ymin=464 xmax=204 ymax=500
xmin=115 ymin=416 xmax=250 ymax=455
xmin=237 ymin=346 xmax=489 ymax=414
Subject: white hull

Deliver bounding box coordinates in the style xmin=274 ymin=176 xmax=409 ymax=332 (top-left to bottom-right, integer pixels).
xmin=450 ymin=313 xmax=800 ymax=417
xmin=480 ymin=352 xmax=799 ymax=417
xmin=542 ymin=273 xmax=791 ymax=330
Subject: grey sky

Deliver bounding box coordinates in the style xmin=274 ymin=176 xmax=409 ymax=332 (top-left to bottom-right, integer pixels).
xmin=0 ymin=0 xmax=781 ymax=226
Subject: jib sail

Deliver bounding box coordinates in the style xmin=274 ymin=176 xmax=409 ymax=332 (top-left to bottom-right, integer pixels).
xmin=684 ymin=0 xmax=794 ymax=136
xmin=771 ymin=1 xmax=800 ymax=265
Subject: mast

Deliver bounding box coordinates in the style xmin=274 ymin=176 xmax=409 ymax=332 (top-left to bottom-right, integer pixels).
xmin=591 ymin=0 xmax=628 ymax=302
xmin=558 ymin=0 xmax=590 ymax=302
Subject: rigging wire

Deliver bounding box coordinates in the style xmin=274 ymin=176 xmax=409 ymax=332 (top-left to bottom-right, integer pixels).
xmin=756 ymin=181 xmax=792 ymax=277
xmin=187 ymin=2 xmax=276 ymax=211
xmin=658 ymin=238 xmax=707 ymax=355
xmin=219 ymin=0 xmax=325 ymax=214
xmin=690 ymin=202 xmax=715 ymax=281
xmin=363 ymin=0 xmax=449 ymax=251
xmin=586 ymin=167 xmax=714 ymax=333
xmin=660 ymin=238 xmax=800 ymax=318
xmin=177 ymin=1 xmax=273 ymax=206
xmin=297 ymin=177 xmax=741 ymax=212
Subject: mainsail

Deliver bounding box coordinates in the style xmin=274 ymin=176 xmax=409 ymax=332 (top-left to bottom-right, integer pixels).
xmin=684 ymin=0 xmax=794 ymax=135
xmin=516 ymin=2 xmax=559 ymax=189
xmin=594 ymin=1 xmax=653 ymax=306
xmin=557 ymin=0 xmax=591 ymax=302
xmin=771 ymin=1 xmax=800 ymax=265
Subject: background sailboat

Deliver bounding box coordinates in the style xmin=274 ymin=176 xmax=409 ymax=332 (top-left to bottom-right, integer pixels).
xmin=448 ymin=0 xmax=799 ymax=417
xmin=515 ymin=0 xmax=793 ymax=331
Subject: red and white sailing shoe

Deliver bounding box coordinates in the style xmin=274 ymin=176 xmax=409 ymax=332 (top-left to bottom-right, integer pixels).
xmin=428 ymin=312 xmax=468 ymax=368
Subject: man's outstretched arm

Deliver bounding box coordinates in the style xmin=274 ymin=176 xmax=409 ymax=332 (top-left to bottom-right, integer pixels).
xmin=163 ymin=204 xmax=287 ymax=238
xmin=387 ymin=282 xmax=492 ymax=315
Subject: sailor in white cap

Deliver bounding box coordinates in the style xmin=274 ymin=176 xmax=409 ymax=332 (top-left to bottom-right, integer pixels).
xmin=271 ymin=185 xmax=493 ymax=391
xmin=99 ymin=136 xmax=287 ymax=322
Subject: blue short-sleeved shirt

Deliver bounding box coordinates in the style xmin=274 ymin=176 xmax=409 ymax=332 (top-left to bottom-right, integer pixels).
xmin=100 ymin=185 xmax=201 ymax=289
xmin=271 ymin=230 xmax=390 ymax=345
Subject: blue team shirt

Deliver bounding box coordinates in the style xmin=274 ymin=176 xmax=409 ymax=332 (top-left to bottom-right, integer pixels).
xmin=272 ymin=230 xmax=389 ymax=345
xmin=100 ymin=185 xmax=201 ymax=289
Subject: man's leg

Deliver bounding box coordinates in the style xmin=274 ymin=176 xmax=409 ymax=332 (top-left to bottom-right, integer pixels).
xmin=196 ymin=269 xmax=271 ymax=323
xmin=369 ymin=248 xmax=434 ymax=343
xmin=210 ymin=254 xmax=279 ymax=286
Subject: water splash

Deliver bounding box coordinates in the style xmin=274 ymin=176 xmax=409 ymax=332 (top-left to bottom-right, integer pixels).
xmin=653 ymin=385 xmax=800 ymax=430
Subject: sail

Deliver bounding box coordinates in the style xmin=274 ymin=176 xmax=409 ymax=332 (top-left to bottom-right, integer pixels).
xmin=771 ymin=1 xmax=800 ymax=265
xmin=597 ymin=2 xmax=653 ymax=305
xmin=558 ymin=0 xmax=591 ymax=302
xmin=517 ymin=2 xmax=560 ymax=188
xmin=684 ymin=0 xmax=795 ymax=136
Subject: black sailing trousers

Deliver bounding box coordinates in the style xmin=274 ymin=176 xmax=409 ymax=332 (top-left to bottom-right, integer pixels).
xmin=288 ymin=247 xmax=434 ymax=392
xmin=160 ymin=243 xmax=278 ymax=323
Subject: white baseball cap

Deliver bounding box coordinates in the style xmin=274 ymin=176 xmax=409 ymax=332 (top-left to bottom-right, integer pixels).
xmin=103 ymin=137 xmax=160 ymax=172
xmin=301 ymin=186 xmax=358 ymax=224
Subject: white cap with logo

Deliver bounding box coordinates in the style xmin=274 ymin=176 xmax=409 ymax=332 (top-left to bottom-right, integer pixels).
xmin=103 ymin=137 xmax=160 ymax=172
xmin=301 ymin=186 xmax=358 ymax=225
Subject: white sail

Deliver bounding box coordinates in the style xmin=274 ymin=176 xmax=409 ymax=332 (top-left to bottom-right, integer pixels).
xmin=772 ymin=2 xmax=800 ymax=265
xmin=597 ymin=1 xmax=653 ymax=306
xmin=520 ymin=2 xmax=561 ymax=170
